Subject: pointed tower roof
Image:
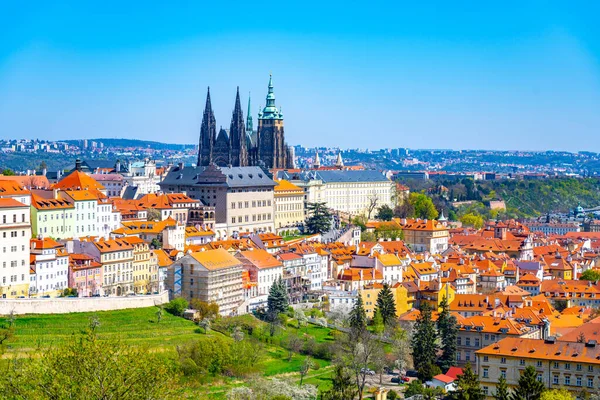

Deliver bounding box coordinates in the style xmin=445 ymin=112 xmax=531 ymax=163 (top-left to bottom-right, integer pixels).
xmin=438 ymin=210 xmax=447 ymax=222
xmin=313 ymin=150 xmax=321 ymax=169
xmin=205 ymin=86 xmax=213 ymax=112
xmin=246 ymin=92 xmax=253 ymax=132
xmin=260 ymin=74 xmax=281 ymax=120
xmin=335 ymin=151 xmax=344 ymax=167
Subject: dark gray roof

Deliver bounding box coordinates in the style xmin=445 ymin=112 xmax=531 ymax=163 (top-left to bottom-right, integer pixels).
xmin=277 ymin=169 xmax=389 ymax=183
xmin=160 ymin=165 xmax=275 ymax=188
xmin=122 ymin=186 xmax=141 ymax=200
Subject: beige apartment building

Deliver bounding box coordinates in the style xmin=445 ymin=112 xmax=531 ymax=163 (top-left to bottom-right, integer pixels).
xmin=168 ymin=248 xmax=243 ymax=316
xmin=123 ymin=236 xmax=157 ymax=294
xmin=273 ymin=179 xmax=304 ymax=233
xmin=476 ymin=337 xmax=600 ymax=398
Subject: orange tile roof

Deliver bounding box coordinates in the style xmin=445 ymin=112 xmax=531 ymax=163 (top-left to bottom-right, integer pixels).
xmin=30 ymin=237 xmax=62 ymax=250
xmin=0 ymin=180 xmax=30 ymax=196
xmin=63 ymin=190 xmax=99 ymax=201
xmin=238 ymin=249 xmax=283 ymax=269
xmin=338 ymin=267 xmax=383 ymax=281
xmin=93 ymin=238 xmax=134 ymax=253
xmin=0 ymin=175 xmax=50 ymax=189
xmin=31 ymin=194 xmax=74 ymax=210
xmin=377 ymin=253 xmax=402 ymax=266
xmin=53 ymin=170 xmax=105 ymax=191
xmin=274 ymin=179 xmax=303 ymax=193
xmin=0 ymin=198 xmax=27 ymax=208
xmin=477 ymin=337 xmax=600 ymax=364
xmin=153 ymin=249 xmax=173 ymax=267
xmin=190 ymin=248 xmax=241 ymax=270
xmin=185 ymin=226 xmax=215 ymax=237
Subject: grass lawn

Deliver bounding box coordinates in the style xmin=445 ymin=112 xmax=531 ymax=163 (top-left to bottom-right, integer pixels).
xmin=0 ymin=306 xmax=200 ymax=355
xmin=0 ymin=307 xmax=337 ymax=399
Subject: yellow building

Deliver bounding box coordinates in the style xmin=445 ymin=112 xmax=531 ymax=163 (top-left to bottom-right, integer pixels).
xmin=273 ymin=179 xmax=305 ymax=233
xmin=123 ymin=237 xmax=156 ymax=294
xmin=418 ymin=280 xmax=456 ymax=311
xmin=361 ymin=283 xmax=411 ymax=319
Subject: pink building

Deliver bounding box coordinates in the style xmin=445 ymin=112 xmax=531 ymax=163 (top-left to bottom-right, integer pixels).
xmin=69 ymin=254 xmax=103 ymax=297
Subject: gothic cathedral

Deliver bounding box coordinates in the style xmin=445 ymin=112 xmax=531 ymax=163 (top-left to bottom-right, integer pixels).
xmin=197 ymin=75 xmax=294 ymax=169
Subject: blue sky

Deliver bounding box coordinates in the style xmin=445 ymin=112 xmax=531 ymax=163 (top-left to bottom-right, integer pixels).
xmin=1 ymin=2 xmax=600 ymax=151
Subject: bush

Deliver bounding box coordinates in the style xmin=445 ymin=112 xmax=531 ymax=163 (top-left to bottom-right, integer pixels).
xmin=164 ymin=298 xmax=188 ymax=316
xmin=388 ymin=390 xmax=399 ymax=400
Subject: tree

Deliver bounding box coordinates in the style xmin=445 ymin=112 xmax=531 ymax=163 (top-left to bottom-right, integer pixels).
xmin=164 ymin=297 xmax=188 ymax=316
xmin=0 ymin=331 xmax=172 ymax=399
xmin=554 ymin=299 xmax=568 ymax=312
xmin=156 ymin=306 xmax=163 ymax=323
xmin=299 ymin=356 xmax=314 ymax=386
xmin=267 ymin=278 xmax=289 ymax=322
xmin=340 ymin=329 xmax=384 ymax=400
xmin=348 ymin=296 xmax=367 ymax=339
xmin=580 ymin=269 xmax=600 ymax=282
xmin=147 ymin=208 xmax=161 ymax=221
xmin=459 ymin=213 xmax=484 ymax=229
xmin=453 ymin=363 xmax=484 ymax=400
xmin=375 ymin=283 xmax=397 ymax=327
xmin=190 ymin=299 xmax=220 ymax=321
xmin=405 ymin=380 xmax=425 ymax=397
xmin=366 ymin=193 xmax=379 ymax=220
xmin=391 ymin=326 xmax=412 ymax=372
xmin=410 ymin=193 xmax=439 ymax=220
xmin=510 ymin=366 xmax=545 ymax=400
xmin=284 ymin=334 xmax=303 ymax=361
xmin=376 ymin=205 xmax=394 ymax=221
xmin=294 ymin=309 xmax=308 ymax=330
xmin=198 ymin=318 xmax=211 ymax=334
xmin=321 ymin=365 xmax=357 ymax=400
xmin=540 ymin=389 xmax=574 ymax=400
xmin=494 ymin=376 xmax=511 ymax=400
xmin=437 ymin=295 xmax=458 ymax=371
xmin=1 ymin=169 xmax=15 ymax=176
xmin=394 ymin=201 xmax=415 ymax=218
xmin=305 ymin=202 xmax=332 ymax=234
xmin=150 ymin=237 xmax=162 ymax=249
xmin=412 ymin=302 xmax=439 ymax=381
xmin=371 ymin=308 xmax=384 ymax=335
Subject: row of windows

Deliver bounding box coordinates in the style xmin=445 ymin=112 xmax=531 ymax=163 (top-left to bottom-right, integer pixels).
xmin=231 ymin=200 xmax=272 ymax=209
xmin=231 ymin=214 xmax=272 ymax=224
xmin=3 ymin=274 xmax=26 ymax=283
xmin=2 ymin=260 xmax=26 ymax=268
xmin=1 ymin=213 xmax=27 ymax=224
xmin=2 ymin=230 xmax=26 ymax=238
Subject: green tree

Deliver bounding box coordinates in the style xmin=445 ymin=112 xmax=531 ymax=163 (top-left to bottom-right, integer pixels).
xmin=146 ymin=208 xmax=161 ymax=221
xmin=164 ymin=297 xmax=188 ymax=316
xmin=437 ymin=295 xmax=458 ymax=371
xmin=321 ymin=365 xmax=358 ymax=400
xmin=376 ymin=205 xmax=394 ymax=221
xmin=267 ymin=277 xmax=289 ymax=321
xmin=554 ymin=299 xmax=568 ymax=312
xmin=305 ymin=202 xmax=332 ymax=234
xmin=453 ymin=362 xmax=484 ymax=400
xmin=348 ymin=296 xmax=367 ymax=339
xmin=412 ymin=302 xmax=439 ymax=381
xmin=371 ymin=308 xmax=384 ymax=335
xmin=410 ymin=193 xmax=439 ymax=220
xmin=494 ymin=376 xmax=511 ymax=400
xmin=510 ymin=366 xmax=545 ymax=400
xmin=1 ymin=169 xmax=15 ymax=176
xmin=150 ymin=237 xmax=162 ymax=249
xmin=460 ymin=213 xmax=484 ymax=229
xmin=405 ymin=380 xmax=425 ymax=397
xmin=580 ymin=269 xmax=600 ymax=282
xmin=0 ymin=332 xmax=172 ymax=399
xmin=190 ymin=299 xmax=220 ymax=321
xmin=375 ymin=283 xmax=397 ymax=327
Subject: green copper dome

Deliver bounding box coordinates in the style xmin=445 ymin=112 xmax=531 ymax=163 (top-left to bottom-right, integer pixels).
xmin=260 ymin=74 xmax=282 ymax=120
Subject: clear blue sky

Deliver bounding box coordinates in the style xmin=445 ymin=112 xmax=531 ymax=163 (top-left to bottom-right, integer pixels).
xmin=1 ymin=2 xmax=600 ymax=151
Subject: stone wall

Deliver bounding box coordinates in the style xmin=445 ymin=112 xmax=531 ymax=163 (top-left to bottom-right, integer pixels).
xmin=0 ymin=292 xmax=169 ymax=315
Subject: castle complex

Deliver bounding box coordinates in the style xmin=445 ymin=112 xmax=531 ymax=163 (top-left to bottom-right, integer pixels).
xmin=197 ymin=75 xmax=294 ymax=169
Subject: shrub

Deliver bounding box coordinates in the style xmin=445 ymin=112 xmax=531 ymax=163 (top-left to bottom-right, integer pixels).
xmin=164 ymin=298 xmax=188 ymax=316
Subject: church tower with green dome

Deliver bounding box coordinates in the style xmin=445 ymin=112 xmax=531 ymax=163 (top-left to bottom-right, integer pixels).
xmin=253 ymin=74 xmax=294 ymax=169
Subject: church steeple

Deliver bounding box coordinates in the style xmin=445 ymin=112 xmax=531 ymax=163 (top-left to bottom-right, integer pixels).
xmin=198 ymin=87 xmax=217 ymax=166
xmin=229 ymin=86 xmax=248 ymax=166
xmin=260 ymin=74 xmax=281 ymax=119
xmin=313 ymin=150 xmax=321 ymax=169
xmin=335 ymin=151 xmax=344 ymax=168
xmin=246 ymin=92 xmax=253 ymax=133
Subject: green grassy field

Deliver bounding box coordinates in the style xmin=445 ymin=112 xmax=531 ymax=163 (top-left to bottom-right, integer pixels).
xmin=0 ymin=307 xmax=336 ymax=399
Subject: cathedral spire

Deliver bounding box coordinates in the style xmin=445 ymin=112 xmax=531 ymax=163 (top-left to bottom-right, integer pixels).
xmin=335 ymin=151 xmax=344 ymax=168
xmin=198 ymin=87 xmax=217 ymax=166
xmin=246 ymin=92 xmax=253 ymax=133
xmin=313 ymin=150 xmax=321 ymax=169
xmin=229 ymin=86 xmax=248 ymax=166
xmin=261 ymin=74 xmax=280 ymax=119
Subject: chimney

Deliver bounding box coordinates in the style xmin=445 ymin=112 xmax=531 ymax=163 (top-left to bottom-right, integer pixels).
xmin=116 ymin=160 xmax=121 ymax=173
xmin=178 ymin=162 xmax=184 ymax=171
xmin=75 ymin=159 xmax=82 ymax=172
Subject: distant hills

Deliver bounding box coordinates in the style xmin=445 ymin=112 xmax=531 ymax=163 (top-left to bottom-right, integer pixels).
xmin=63 ymin=138 xmax=195 ymax=151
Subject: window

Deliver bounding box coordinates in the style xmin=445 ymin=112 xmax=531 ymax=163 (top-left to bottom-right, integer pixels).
xmin=483 ymin=368 xmax=489 ymax=378
xmin=589 ymin=377 xmax=594 ymax=388
xmin=537 ymin=374 xmax=543 ymax=383
xmin=483 ymin=356 xmax=489 ymax=362
xmin=466 ymin=338 xmax=471 ymax=346
xmin=589 ymin=365 xmax=594 ymax=372
xmin=553 ymin=375 xmax=559 ymax=385
xmin=553 ymin=362 xmax=559 ymax=369
xmin=576 ymin=376 xmax=582 ymax=387
xmin=577 ymin=364 xmax=582 ymax=371
xmin=483 ymin=387 xmax=488 ymax=396
xmin=565 ymin=363 xmax=571 ymax=370
xmin=457 ymin=337 xmax=462 ymax=345
xmin=520 ymin=359 xmax=525 ymax=366
xmin=501 ymin=357 xmax=506 ymax=364
xmin=565 ymin=376 xmax=570 ymax=386
xmin=501 ymin=370 xmax=506 ymax=379
xmin=537 ymin=361 xmax=543 ymax=367
xmin=475 ymin=338 xmax=480 ymax=347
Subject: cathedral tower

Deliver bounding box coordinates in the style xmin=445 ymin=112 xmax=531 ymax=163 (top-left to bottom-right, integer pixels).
xmin=229 ymin=87 xmax=248 ymax=167
xmin=256 ymin=75 xmax=292 ymax=169
xmin=197 ymin=88 xmax=217 ymax=166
